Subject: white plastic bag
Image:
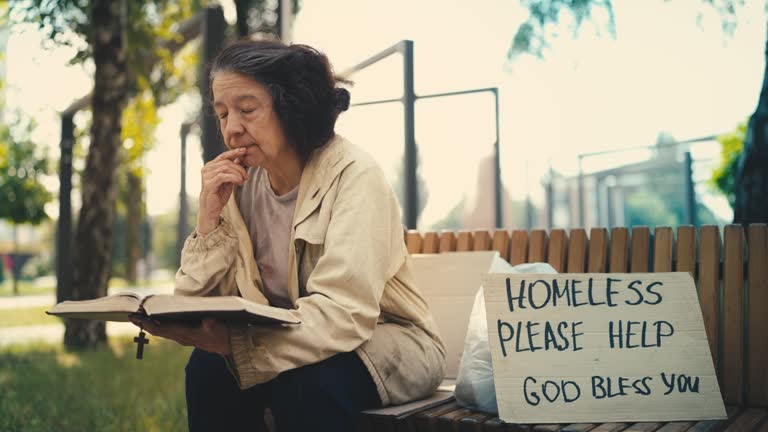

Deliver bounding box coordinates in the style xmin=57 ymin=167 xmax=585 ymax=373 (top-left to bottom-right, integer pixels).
xmin=454 ymin=261 xmax=558 ymax=414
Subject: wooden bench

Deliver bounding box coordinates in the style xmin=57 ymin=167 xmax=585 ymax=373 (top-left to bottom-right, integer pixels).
xmin=359 ymin=224 xmax=768 ymax=432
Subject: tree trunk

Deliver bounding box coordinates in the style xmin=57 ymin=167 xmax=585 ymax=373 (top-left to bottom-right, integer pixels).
xmin=65 ymin=0 xmax=128 ymax=350
xmin=126 ymin=172 xmax=141 ymax=284
xmin=734 ymin=25 xmax=768 ymax=224
xmin=234 ymin=0 xmax=251 ymax=37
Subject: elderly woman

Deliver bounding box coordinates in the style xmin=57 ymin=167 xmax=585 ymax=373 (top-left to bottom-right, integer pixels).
xmin=132 ymin=40 xmax=446 ymax=432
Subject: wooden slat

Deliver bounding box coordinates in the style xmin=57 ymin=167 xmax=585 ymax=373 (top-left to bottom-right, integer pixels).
xmin=492 ymin=231 xmax=511 ymax=262
xmin=414 ymin=401 xmax=462 ymax=432
xmin=473 ymin=231 xmax=492 ymax=252
xmin=506 ymin=424 xmax=533 ymax=432
xmin=484 ymin=417 xmax=515 ymax=432
xmin=567 ymin=229 xmax=588 ymax=273
xmin=509 ymin=230 xmax=529 ymax=265
xmin=654 ymin=422 xmax=694 ymax=432
xmin=609 ymin=227 xmax=629 ymax=273
xmin=688 ymin=406 xmax=743 ymax=432
xmin=590 ymin=423 xmax=629 ymax=432
xmin=423 ymin=232 xmax=440 ymax=254
xmin=561 ymin=425 xmax=598 ymax=432
xmin=722 ymin=408 xmax=768 ymax=432
xmin=437 ymin=407 xmax=477 ymax=432
xmin=547 ymin=229 xmax=568 ymax=273
xmin=622 ymin=423 xmax=663 ymax=432
xmin=630 ymin=227 xmax=651 ymax=273
xmin=653 ymin=226 xmax=674 ymax=272
xmin=457 ymin=231 xmax=474 ymax=252
xmin=587 ymin=228 xmax=609 ymax=273
xmin=528 ymin=230 xmax=548 ymax=263
xmin=698 ymin=225 xmax=721 ymax=378
xmin=747 ymin=224 xmax=768 ymax=406
xmin=676 ymin=226 xmax=697 ymax=276
xmin=722 ymin=224 xmax=745 ymax=405
xmin=406 ymin=230 xmax=424 ymax=254
xmin=533 ymin=425 xmax=562 ymax=432
xmin=440 ymin=231 xmax=458 ymax=253
xmin=458 ymin=411 xmax=495 ymax=432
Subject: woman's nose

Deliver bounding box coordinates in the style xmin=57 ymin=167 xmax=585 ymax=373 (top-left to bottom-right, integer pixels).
xmin=224 ymin=114 xmax=245 ymax=137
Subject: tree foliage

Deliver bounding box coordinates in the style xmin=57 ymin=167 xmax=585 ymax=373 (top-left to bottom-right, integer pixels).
xmin=712 ymin=118 xmax=747 ymax=207
xmin=0 ymin=112 xmax=52 ymax=226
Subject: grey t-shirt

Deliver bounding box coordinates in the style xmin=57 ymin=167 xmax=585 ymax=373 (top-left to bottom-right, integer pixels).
xmin=236 ymin=166 xmax=298 ymax=309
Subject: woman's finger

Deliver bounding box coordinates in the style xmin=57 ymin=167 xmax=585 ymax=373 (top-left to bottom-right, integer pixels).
xmin=203 ymin=162 xmax=248 ymax=183
xmin=212 ymin=146 xmax=247 ymax=163
xmin=207 ymin=173 xmax=245 ymax=191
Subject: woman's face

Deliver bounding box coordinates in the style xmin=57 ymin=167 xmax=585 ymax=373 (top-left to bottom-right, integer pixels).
xmin=211 ymin=71 xmax=292 ymax=168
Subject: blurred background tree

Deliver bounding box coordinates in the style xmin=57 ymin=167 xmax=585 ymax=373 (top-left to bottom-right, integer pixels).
xmin=0 ymin=110 xmax=52 ymax=295
xmin=509 ymin=0 xmax=766 ymax=225
xmin=712 ymin=119 xmax=747 ymax=209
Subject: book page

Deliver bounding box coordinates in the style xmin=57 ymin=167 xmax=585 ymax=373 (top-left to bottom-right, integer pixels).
xmin=46 ymin=292 xmax=142 ymax=322
xmin=143 ymin=295 xmax=300 ymax=325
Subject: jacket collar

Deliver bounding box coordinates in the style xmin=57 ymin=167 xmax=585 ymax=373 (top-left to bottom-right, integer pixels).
xmin=292 ymin=134 xmax=355 ymax=228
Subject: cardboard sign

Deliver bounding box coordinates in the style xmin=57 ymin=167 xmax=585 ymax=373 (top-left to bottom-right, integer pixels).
xmin=482 ymin=272 xmax=726 ymax=423
xmin=410 ymin=251 xmax=503 ymax=379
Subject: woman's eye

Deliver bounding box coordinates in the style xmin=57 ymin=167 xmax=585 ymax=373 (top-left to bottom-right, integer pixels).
xmin=218 ymin=112 xmax=228 ymax=120
xmin=241 ymin=109 xmax=255 ymax=114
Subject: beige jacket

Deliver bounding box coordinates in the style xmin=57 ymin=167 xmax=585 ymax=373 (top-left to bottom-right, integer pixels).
xmin=175 ymin=135 xmax=446 ymax=406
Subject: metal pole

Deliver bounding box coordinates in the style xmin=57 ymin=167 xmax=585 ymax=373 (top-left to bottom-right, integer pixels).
xmin=684 ymin=151 xmax=697 ymax=226
xmin=546 ymin=164 xmax=554 ymax=229
xmin=402 ymin=40 xmax=418 ymax=228
xmin=279 ymin=0 xmax=293 ymax=42
xmin=493 ymin=89 xmax=502 ymax=228
xmin=577 ymin=155 xmax=585 ymax=227
xmin=200 ymin=6 xmax=227 ymax=163
xmin=177 ymin=123 xmax=191 ymax=268
xmin=56 ymin=114 xmax=74 ymax=303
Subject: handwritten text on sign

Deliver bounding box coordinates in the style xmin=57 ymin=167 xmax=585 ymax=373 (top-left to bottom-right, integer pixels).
xmin=481 ymin=273 xmax=726 ymax=424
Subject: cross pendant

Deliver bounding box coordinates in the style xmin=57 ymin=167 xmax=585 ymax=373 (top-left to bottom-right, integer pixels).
xmin=134 ymin=329 xmax=150 ymax=360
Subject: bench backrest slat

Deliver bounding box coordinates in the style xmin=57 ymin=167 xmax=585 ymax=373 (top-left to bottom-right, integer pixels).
xmin=723 ymin=225 xmax=745 ymax=405
xmin=630 ymin=226 xmax=651 ymax=273
xmin=547 ymin=229 xmax=568 ymax=273
xmin=588 ymin=228 xmax=609 ymax=273
xmin=440 ymin=231 xmax=457 ymax=253
xmin=473 ymin=230 xmax=492 ymax=252
xmin=567 ymin=229 xmax=588 ymax=273
xmin=492 ymin=230 xmax=510 ymax=261
xmin=698 ymin=225 xmax=721 ymax=386
xmin=609 ymin=227 xmax=630 ymax=272
xmin=529 ymin=230 xmax=548 ymax=263
xmin=653 ymin=227 xmax=674 ymax=272
xmin=747 ymin=224 xmax=768 ymax=406
xmin=676 ymin=226 xmax=697 ymax=275
xmin=405 ymin=224 xmax=768 ymax=408
xmin=509 ymin=230 xmax=528 ymax=265
xmin=457 ymin=231 xmax=473 ymax=252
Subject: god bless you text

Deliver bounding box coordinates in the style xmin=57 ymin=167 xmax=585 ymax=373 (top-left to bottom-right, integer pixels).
xmin=496 ymin=277 xmax=673 ymax=355
xmin=493 ymin=277 xmax=701 ymax=405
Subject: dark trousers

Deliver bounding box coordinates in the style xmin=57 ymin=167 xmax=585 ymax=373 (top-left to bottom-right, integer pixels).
xmin=185 ymin=348 xmax=381 ymax=432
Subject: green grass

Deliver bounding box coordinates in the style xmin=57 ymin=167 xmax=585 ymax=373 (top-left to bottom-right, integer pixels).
xmin=0 ymin=277 xmax=174 ymax=297
xmin=0 ymin=306 xmax=59 ymax=327
xmin=0 ymin=338 xmax=193 ymax=432
xmin=0 ymin=281 xmax=56 ymax=297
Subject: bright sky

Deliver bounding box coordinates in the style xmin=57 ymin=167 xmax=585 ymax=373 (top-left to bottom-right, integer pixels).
xmin=3 ymin=0 xmax=765 ymax=227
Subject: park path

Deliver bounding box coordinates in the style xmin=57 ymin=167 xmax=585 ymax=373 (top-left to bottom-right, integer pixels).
xmin=0 ymin=283 xmax=174 ymax=347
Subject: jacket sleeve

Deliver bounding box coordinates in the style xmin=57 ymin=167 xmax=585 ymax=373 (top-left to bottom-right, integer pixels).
xmin=227 ymin=165 xmax=400 ymax=387
xmin=174 ymin=217 xmax=240 ymax=297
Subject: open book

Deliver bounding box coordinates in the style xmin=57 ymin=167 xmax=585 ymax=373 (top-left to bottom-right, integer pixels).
xmin=46 ymin=293 xmax=300 ymax=326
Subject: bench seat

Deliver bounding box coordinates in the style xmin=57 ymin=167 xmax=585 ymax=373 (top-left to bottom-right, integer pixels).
xmin=358 ymin=224 xmax=768 ymax=432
